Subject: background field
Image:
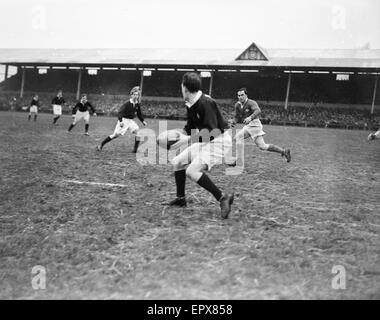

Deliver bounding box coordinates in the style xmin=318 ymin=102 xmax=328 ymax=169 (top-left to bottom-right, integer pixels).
xmin=0 ymin=111 xmax=379 ymax=299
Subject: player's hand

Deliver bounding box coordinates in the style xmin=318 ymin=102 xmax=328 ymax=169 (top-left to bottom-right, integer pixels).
xmin=143 ymin=121 xmax=147 ymax=126
xmin=243 ymin=117 xmax=251 ymax=125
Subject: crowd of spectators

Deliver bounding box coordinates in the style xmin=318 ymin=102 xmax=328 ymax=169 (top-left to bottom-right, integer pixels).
xmin=1 ymin=91 xmax=378 ymax=130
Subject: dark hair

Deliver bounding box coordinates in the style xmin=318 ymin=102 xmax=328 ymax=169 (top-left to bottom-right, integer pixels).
xmin=238 ymin=88 xmax=248 ymax=95
xmin=182 ymin=72 xmax=201 ymax=93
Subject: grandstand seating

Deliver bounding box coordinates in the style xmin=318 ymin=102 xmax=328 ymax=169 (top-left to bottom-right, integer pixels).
xmin=1 ymin=68 xmax=379 ymax=130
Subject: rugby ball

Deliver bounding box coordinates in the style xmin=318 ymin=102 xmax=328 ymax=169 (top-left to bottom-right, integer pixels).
xmin=156 ymin=129 xmax=188 ymax=150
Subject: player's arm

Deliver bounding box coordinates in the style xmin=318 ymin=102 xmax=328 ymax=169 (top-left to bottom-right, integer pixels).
xmin=72 ymin=102 xmax=79 ymax=114
xmin=88 ymin=102 xmax=97 ymax=116
xmin=244 ymin=101 xmax=261 ymax=124
xmin=117 ymin=103 xmax=126 ymax=126
xmin=136 ymin=104 xmax=147 ymax=126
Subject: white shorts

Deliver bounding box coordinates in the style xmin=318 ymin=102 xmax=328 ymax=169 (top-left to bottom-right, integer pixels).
xmin=53 ymin=105 xmax=62 ymax=116
xmin=237 ymin=124 xmax=266 ymax=141
xmin=172 ymin=130 xmax=233 ymax=170
xmin=73 ymin=111 xmax=90 ymax=124
xmin=111 ymin=118 xmax=139 ymax=138
xmin=30 ymin=106 xmax=38 ymax=113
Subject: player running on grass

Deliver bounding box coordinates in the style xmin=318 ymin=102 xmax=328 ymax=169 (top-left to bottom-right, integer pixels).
xmin=231 ymin=88 xmax=291 ymax=163
xmin=68 ymin=94 xmax=97 ymax=135
xmin=96 ymin=86 xmax=147 ymax=153
xmin=52 ymin=90 xmax=66 ymax=125
xmin=167 ymin=72 xmax=234 ymax=219
xmin=28 ymin=94 xmax=39 ymax=122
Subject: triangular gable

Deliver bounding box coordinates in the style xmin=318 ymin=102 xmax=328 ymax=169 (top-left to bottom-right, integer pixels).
xmin=236 ymin=42 xmax=268 ymax=61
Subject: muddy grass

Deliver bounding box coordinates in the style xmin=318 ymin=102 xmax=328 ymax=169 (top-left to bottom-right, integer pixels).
xmin=0 ymin=111 xmax=379 ymax=299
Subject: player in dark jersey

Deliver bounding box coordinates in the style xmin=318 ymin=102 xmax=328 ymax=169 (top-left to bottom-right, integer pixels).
xmin=52 ymin=90 xmax=65 ymax=125
xmin=68 ymin=94 xmax=96 ymax=135
xmin=232 ymin=88 xmax=291 ymax=163
xmin=168 ymin=72 xmax=234 ymax=219
xmin=28 ymin=94 xmax=39 ymax=121
xmin=96 ymin=86 xmax=147 ymax=152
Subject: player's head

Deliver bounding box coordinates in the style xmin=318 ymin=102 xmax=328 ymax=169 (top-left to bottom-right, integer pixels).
xmin=130 ymin=86 xmax=140 ymax=102
xmin=181 ymin=72 xmax=201 ymax=101
xmin=237 ymin=88 xmax=248 ymax=103
xmin=57 ymin=90 xmax=63 ymax=97
xmin=34 ymin=94 xmax=38 ymax=100
xmin=81 ymin=94 xmax=87 ymax=103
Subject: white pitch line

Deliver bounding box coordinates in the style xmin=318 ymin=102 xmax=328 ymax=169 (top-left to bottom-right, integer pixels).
xmin=63 ymin=179 xmax=130 ymax=188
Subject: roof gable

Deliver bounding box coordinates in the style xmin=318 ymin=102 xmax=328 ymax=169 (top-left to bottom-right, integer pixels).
xmin=236 ymin=42 xmax=268 ymax=61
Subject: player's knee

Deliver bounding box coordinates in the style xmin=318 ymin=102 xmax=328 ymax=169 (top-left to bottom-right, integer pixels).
xmin=257 ymin=142 xmax=269 ymax=151
xmin=186 ymin=166 xmax=200 ymax=181
xmin=171 ymin=156 xmax=184 ymax=171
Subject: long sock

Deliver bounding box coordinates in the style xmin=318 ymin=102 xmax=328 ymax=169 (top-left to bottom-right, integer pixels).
xmin=53 ymin=116 xmax=60 ymax=124
xmin=101 ymin=136 xmax=112 ymax=148
xmin=174 ymin=170 xmax=186 ymax=198
xmin=28 ymin=115 xmax=31 ymax=121
xmin=267 ymin=144 xmax=284 ymax=154
xmin=197 ymin=173 xmax=222 ymax=201
xmin=68 ymin=124 xmax=75 ymax=131
xmin=85 ymin=124 xmax=89 ymax=133
xmin=133 ymin=136 xmax=140 ymax=152
xmin=34 ymin=115 xmax=37 ymax=121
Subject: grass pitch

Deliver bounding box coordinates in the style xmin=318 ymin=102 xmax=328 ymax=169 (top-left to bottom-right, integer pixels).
xmin=0 ymin=111 xmax=379 ymax=299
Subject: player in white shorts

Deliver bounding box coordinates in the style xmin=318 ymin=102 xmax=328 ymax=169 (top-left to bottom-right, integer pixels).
xmin=51 ymin=90 xmax=65 ymax=125
xmin=96 ymin=86 xmax=147 ymax=153
xmin=28 ymin=94 xmax=39 ymax=122
xmin=230 ymin=88 xmax=291 ymax=164
xmin=68 ymin=94 xmax=96 ymax=135
xmin=167 ymin=72 xmax=234 ymax=219
xmin=368 ymin=129 xmax=380 ymax=141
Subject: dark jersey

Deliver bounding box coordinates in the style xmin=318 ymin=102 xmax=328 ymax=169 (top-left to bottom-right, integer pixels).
xmin=52 ymin=96 xmax=65 ymax=105
xmin=118 ymin=100 xmax=144 ymax=122
xmin=234 ymin=99 xmax=261 ymax=123
xmin=30 ymin=98 xmax=39 ymax=107
xmin=184 ymin=93 xmax=228 ymax=141
xmin=72 ymin=101 xmax=95 ymax=114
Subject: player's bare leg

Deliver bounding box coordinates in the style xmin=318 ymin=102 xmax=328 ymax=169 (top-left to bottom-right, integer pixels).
xmin=53 ymin=116 xmax=60 ymax=125
xmin=170 ymin=156 xmax=234 ymax=218
xmin=84 ymin=122 xmax=90 ymax=136
xmin=68 ymin=121 xmax=76 ymax=132
xmin=254 ymin=136 xmax=291 ymax=162
xmin=132 ymin=129 xmax=141 ymax=153
xmin=97 ymin=133 xmax=119 ymax=151
xmin=186 ymin=159 xmax=234 ymax=219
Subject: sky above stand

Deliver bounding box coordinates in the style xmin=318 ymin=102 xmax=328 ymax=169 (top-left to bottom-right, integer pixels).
xmin=0 ymin=0 xmax=379 ymax=50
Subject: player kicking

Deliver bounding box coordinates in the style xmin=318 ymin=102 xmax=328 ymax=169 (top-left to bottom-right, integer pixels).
xmin=368 ymin=129 xmax=380 ymax=141
xmin=28 ymin=94 xmax=39 ymax=122
xmin=68 ymin=94 xmax=97 ymax=135
xmin=52 ymin=90 xmax=66 ymax=125
xmin=96 ymin=86 xmax=147 ymax=153
xmin=168 ymin=72 xmax=234 ymax=219
xmin=232 ymin=88 xmax=291 ymax=163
